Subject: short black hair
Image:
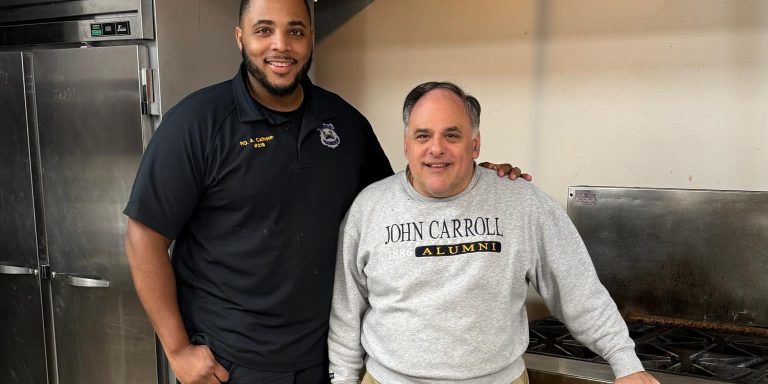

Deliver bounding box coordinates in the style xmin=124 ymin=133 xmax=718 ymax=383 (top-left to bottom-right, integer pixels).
xmin=239 ymin=0 xmax=313 ymax=24
xmin=402 ymin=81 xmax=481 ymax=134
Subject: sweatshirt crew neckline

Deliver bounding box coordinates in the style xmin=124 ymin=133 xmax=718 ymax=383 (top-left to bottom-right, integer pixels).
xmin=399 ymin=164 xmax=482 ymax=203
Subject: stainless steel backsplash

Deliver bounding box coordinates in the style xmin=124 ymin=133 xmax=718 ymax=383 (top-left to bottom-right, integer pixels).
xmin=567 ymin=187 xmax=768 ymax=329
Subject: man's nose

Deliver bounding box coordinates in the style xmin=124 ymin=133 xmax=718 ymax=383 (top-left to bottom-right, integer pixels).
xmin=428 ymin=137 xmax=446 ymax=155
xmin=271 ymin=33 xmax=290 ymax=52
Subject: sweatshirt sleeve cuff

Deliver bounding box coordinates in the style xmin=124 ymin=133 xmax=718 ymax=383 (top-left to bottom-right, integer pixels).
xmin=606 ymin=348 xmax=645 ymax=379
xmin=330 ymin=370 xmax=361 ymax=384
xmin=331 ymin=380 xmax=358 ymax=384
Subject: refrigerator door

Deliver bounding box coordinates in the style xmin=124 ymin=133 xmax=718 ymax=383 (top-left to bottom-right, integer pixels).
xmin=0 ymin=51 xmax=49 ymax=384
xmin=31 ymin=46 xmax=157 ymax=384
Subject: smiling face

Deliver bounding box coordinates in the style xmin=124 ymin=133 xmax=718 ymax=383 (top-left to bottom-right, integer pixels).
xmin=404 ymin=89 xmax=480 ymax=198
xmin=235 ymin=0 xmax=313 ymax=101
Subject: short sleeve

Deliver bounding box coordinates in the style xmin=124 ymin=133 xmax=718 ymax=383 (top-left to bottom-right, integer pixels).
xmin=123 ymin=107 xmax=207 ymax=239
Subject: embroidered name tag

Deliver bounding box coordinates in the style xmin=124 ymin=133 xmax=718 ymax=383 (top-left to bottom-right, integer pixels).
xmin=239 ymin=135 xmax=274 ymax=149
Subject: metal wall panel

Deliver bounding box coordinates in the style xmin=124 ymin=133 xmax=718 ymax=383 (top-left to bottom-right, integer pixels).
xmin=567 ymin=187 xmax=768 ymax=328
xmin=0 ymin=52 xmax=49 ymax=384
xmin=32 ymin=45 xmax=156 ymax=384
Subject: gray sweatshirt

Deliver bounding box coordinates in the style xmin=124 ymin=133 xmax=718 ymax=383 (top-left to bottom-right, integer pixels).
xmin=328 ymin=168 xmax=643 ymax=383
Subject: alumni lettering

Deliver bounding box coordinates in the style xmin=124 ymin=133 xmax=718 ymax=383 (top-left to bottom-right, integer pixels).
xmin=416 ymin=241 xmax=502 ymax=257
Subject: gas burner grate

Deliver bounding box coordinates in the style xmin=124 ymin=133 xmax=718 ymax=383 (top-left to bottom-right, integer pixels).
xmin=725 ymin=335 xmax=768 ymax=358
xmin=664 ymin=352 xmax=766 ymax=381
xmin=750 ymin=372 xmax=768 ymax=384
xmin=654 ymin=328 xmax=713 ymax=350
xmin=635 ymin=342 xmax=676 ymax=370
xmin=696 ymin=355 xmax=766 ymax=381
xmin=627 ymin=323 xmax=659 ymax=341
xmin=528 ymin=325 xmax=600 ymax=360
xmin=526 ymin=317 xmax=768 ymax=383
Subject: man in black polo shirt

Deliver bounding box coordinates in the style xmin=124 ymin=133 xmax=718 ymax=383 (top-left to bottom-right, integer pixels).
xmin=124 ymin=0 xmax=529 ymax=383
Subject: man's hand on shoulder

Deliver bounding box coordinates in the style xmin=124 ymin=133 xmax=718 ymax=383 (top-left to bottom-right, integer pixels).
xmin=478 ymin=162 xmax=533 ymax=181
xmin=168 ymin=344 xmax=229 ymax=384
xmin=615 ymin=371 xmax=660 ymax=384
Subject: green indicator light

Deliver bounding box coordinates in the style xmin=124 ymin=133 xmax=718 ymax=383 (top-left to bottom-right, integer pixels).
xmin=91 ymin=24 xmax=103 ymax=37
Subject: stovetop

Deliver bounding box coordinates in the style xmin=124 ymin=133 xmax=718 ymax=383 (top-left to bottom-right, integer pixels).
xmin=527 ymin=318 xmax=768 ymax=384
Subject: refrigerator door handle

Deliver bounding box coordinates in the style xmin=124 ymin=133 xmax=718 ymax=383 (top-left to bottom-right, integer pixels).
xmin=52 ymin=272 xmax=110 ymax=288
xmin=140 ymin=67 xmax=159 ymax=116
xmin=0 ymin=262 xmax=39 ymax=275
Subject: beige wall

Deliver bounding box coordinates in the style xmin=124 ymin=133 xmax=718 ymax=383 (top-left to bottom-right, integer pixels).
xmin=315 ymin=0 xmax=768 ymax=319
xmin=154 ymin=0 xmax=243 ymax=115
xmin=316 ymin=0 xmax=768 ymax=209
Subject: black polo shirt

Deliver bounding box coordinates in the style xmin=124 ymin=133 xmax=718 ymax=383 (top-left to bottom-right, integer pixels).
xmin=124 ymin=64 xmax=393 ymax=370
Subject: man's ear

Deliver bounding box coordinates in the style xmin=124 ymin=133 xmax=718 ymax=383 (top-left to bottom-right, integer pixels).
xmin=235 ymin=27 xmax=244 ymax=50
xmin=472 ymin=132 xmax=481 ymax=159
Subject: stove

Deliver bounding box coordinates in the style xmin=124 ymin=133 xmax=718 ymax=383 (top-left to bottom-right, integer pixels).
xmin=525 ymin=187 xmax=768 ymax=384
xmin=527 ymin=317 xmax=768 ymax=383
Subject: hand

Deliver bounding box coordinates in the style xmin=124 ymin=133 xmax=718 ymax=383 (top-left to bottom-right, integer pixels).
xmin=615 ymin=371 xmax=660 ymax=384
xmin=167 ymin=344 xmax=230 ymax=384
xmin=478 ymin=162 xmax=533 ymax=181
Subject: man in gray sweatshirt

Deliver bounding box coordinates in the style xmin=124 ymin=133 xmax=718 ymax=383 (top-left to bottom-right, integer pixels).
xmin=328 ymin=81 xmax=660 ymax=384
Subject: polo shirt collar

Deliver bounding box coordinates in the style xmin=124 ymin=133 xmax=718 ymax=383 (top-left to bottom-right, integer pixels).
xmin=232 ymin=63 xmax=337 ymax=123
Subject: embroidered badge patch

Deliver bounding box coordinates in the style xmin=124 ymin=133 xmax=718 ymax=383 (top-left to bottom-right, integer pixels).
xmin=318 ymin=123 xmax=340 ymax=149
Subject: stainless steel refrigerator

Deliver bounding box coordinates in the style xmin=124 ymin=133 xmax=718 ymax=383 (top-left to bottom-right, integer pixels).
xmin=0 ymin=1 xmax=240 ymax=383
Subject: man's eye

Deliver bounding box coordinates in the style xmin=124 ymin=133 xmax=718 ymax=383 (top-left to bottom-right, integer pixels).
xmin=289 ymin=29 xmax=304 ymax=37
xmin=415 ymin=134 xmax=429 ymax=140
xmin=446 ymin=133 xmax=461 ymax=140
xmin=255 ymin=28 xmax=272 ymax=35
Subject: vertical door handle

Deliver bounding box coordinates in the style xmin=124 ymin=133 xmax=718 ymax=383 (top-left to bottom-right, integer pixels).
xmin=140 ymin=67 xmax=159 ymax=116
xmin=52 ymin=272 xmax=110 ymax=288
xmin=0 ymin=262 xmax=38 ymax=275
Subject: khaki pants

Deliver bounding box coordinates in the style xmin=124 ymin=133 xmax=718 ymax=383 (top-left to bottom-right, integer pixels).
xmin=361 ymin=369 xmax=529 ymax=384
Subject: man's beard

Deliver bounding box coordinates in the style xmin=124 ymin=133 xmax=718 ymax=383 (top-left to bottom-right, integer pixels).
xmin=242 ymin=47 xmax=313 ymax=97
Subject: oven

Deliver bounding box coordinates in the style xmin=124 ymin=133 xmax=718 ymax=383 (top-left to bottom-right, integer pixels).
xmin=524 ymin=187 xmax=768 ymax=384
